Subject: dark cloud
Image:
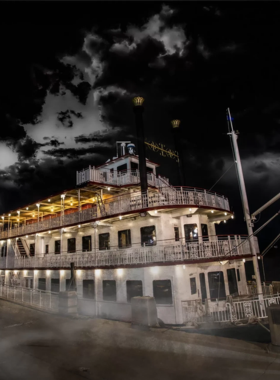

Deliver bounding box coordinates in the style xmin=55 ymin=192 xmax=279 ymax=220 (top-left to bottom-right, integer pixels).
xmin=57 ymin=110 xmax=83 ymax=128
xmin=42 ymin=145 xmax=112 ymax=160
xmin=64 ymin=81 xmax=92 ymax=105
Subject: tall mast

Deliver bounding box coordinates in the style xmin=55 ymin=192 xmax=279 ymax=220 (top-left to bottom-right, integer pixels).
xmin=227 ymin=108 xmax=263 ymax=301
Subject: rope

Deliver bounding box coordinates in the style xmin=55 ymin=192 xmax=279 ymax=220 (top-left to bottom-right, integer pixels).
xmin=208 ymin=162 xmax=235 ymax=192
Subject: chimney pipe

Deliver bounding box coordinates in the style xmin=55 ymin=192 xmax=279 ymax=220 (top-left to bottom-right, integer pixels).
xmin=171 ymin=120 xmax=186 ymax=186
xmin=133 ymin=97 xmax=148 ymax=206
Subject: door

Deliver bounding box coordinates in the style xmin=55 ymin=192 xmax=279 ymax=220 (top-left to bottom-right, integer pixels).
xmin=199 ymin=273 xmax=207 ymax=303
xmin=227 ymin=268 xmax=238 ymax=296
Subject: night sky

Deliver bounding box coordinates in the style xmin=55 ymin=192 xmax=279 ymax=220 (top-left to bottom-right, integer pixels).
xmin=0 ymin=2 xmax=280 ymax=278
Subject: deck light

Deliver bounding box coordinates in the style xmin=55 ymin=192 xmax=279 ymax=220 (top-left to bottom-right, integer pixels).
xmin=24 ymin=270 xmax=27 ymax=275
xmin=224 ymin=220 xmax=226 ymax=223
xmin=117 ymin=268 xmax=123 ymax=276
xmin=231 ymin=215 xmax=234 ymax=219
xmin=32 ymin=214 xmax=35 ymax=217
xmin=8 ymin=214 xmax=11 ymax=216
xmin=26 ymin=207 xmax=29 ymax=210
xmin=189 ymin=208 xmax=192 ymax=211
xmin=36 ymin=204 xmax=40 ymax=208
xmin=60 ymin=270 xmax=64 ymax=275
xmin=48 ymin=199 xmax=50 ymax=202
xmin=26 ymin=235 xmax=28 ymax=238
xmin=211 ymin=210 xmax=214 ymax=213
xmin=183 ymin=265 xmax=186 ymax=269
xmin=78 ymin=225 xmax=81 ymax=228
xmin=14 ymin=270 xmax=17 ymax=274
xmin=224 ymin=212 xmax=227 ymax=216
xmin=243 ymin=259 xmax=246 ymax=263
xmin=77 ymin=269 xmax=81 ymax=276
xmin=51 ymin=209 xmax=53 ymax=212
xmin=95 ymin=269 xmax=101 ymax=276
xmin=17 ymin=219 xmax=19 ymax=221
xmin=107 ymin=187 xmax=111 ymax=191
xmin=70 ymin=202 xmax=73 ymax=206
xmin=34 ymin=270 xmax=38 ymax=274
xmin=258 ymin=256 xmax=261 ymax=260
xmin=46 ymin=270 xmax=50 ymax=276
xmin=119 ymin=216 xmax=122 ymax=220
xmin=48 ymin=231 xmax=51 ymax=234
xmin=16 ymin=238 xmax=18 ymax=240
xmin=154 ymin=210 xmax=158 ymax=214
xmin=17 ymin=211 xmax=20 ymax=215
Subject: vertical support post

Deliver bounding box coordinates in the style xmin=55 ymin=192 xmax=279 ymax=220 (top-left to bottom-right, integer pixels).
xmin=171 ymin=120 xmax=185 ymax=186
xmin=132 ymin=97 xmax=148 ymax=208
xmin=227 ymin=108 xmax=263 ymax=304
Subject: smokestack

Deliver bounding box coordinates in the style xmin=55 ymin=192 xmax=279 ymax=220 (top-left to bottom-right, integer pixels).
xmin=171 ymin=120 xmax=186 ymax=186
xmin=133 ymin=97 xmax=148 ymax=205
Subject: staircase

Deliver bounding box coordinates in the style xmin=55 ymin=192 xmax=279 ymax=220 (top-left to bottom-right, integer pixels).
xmin=95 ymin=193 xmax=106 ymax=217
xmin=17 ymin=238 xmax=27 ymax=256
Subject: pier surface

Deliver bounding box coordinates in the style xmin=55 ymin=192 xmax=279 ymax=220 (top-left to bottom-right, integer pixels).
xmin=0 ymin=299 xmax=280 ymax=380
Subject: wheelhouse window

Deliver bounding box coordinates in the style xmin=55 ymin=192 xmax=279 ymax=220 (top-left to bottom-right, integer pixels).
xmin=174 ymin=227 xmax=179 ymax=241
xmin=30 ymin=243 xmax=35 ymax=256
xmin=45 ymin=244 xmax=49 ymax=254
xmin=184 ymin=224 xmax=198 ymax=242
xmin=103 ymin=280 xmax=116 ymax=301
xmin=227 ymin=268 xmax=238 ymax=296
xmin=208 ymin=272 xmax=226 ymax=301
xmin=126 ymin=280 xmax=143 ymax=302
xmin=99 ymin=233 xmax=110 ymax=250
xmin=54 ymin=240 xmax=61 ymax=254
xmin=83 ymin=280 xmax=95 ymax=299
xmin=117 ymin=163 xmax=127 ymax=174
xmin=118 ymin=230 xmax=131 ymax=248
xmin=67 ymin=238 xmax=76 ymax=253
xmin=82 ymin=236 xmax=92 ymax=252
xmin=190 ymin=277 xmax=197 ymax=294
xmin=153 ymin=280 xmax=173 ymax=305
xmin=141 ymin=226 xmax=156 ymax=246
xmin=201 ymin=224 xmax=208 ymax=240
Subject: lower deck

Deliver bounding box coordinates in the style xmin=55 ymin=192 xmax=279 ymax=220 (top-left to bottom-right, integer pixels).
xmin=1 ymin=259 xmax=249 ymax=324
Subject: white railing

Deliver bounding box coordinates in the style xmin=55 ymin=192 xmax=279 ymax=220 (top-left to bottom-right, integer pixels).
xmin=0 ymin=284 xmax=59 ymax=312
xmin=0 ymin=188 xmax=230 ymax=240
xmin=182 ymin=295 xmax=280 ymax=324
xmin=10 ymin=236 xmax=250 ymax=270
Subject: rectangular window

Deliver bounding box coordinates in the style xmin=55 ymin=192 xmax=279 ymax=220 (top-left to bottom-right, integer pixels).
xmin=51 ymin=279 xmax=60 ymax=292
xmin=190 ymin=277 xmax=197 ymax=295
xmin=236 ymin=268 xmax=241 ymax=282
xmin=99 ymin=233 xmax=110 ymax=250
xmin=184 ymin=224 xmax=198 ymax=242
xmin=174 ymin=227 xmax=179 ymax=241
xmin=208 ymin=272 xmax=226 ymax=301
xmin=131 ymin=162 xmax=138 ymax=170
xmin=25 ymin=278 xmax=29 ymax=288
xmin=153 ymin=280 xmax=173 ymax=305
xmin=67 ymin=238 xmax=76 ymax=253
xmin=83 ymin=280 xmax=95 ymax=299
xmin=54 ymin=240 xmax=61 ymax=254
xmin=118 ymin=230 xmax=131 ymax=248
xmin=199 ymin=273 xmax=207 ymax=303
xmin=82 ymin=236 xmax=92 ymax=252
xmin=30 ymin=243 xmax=35 ymax=256
xmin=38 ymin=278 xmax=46 ymax=291
xmin=30 ymin=278 xmax=33 ymax=289
xmin=227 ymin=268 xmax=238 ymax=296
xmin=126 ymin=280 xmax=143 ymax=302
xmin=103 ymin=280 xmax=117 ymax=301
xmin=117 ymin=163 xmax=127 ymax=173
xmin=45 ymin=245 xmax=49 ymax=254
xmin=201 ymin=224 xmax=208 ymax=240
xmin=141 ymin=226 xmax=156 ymax=246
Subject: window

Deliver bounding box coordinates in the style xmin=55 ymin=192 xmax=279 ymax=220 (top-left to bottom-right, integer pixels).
xmin=208 ymin=272 xmax=226 ymax=301
xmin=99 ymin=233 xmax=110 ymax=250
xmin=51 ymin=279 xmax=60 ymax=292
xmin=54 ymin=240 xmax=61 ymax=254
xmin=45 ymin=245 xmax=49 ymax=254
xmin=1 ymin=245 xmax=7 ymax=257
xmin=25 ymin=278 xmax=29 ymax=288
xmin=201 ymin=224 xmax=208 ymax=240
xmin=227 ymin=268 xmax=238 ymax=296
xmin=118 ymin=230 xmax=131 ymax=248
xmin=83 ymin=280 xmax=95 ymax=299
xmin=131 ymin=162 xmax=138 ymax=170
xmin=236 ymin=268 xmax=241 ymax=282
xmin=174 ymin=227 xmax=179 ymax=242
xmin=184 ymin=224 xmax=198 ymax=242
xmin=82 ymin=236 xmax=92 ymax=252
xmin=30 ymin=243 xmax=35 ymax=256
xmin=141 ymin=226 xmax=156 ymax=246
xmin=38 ymin=278 xmax=46 ymax=291
xmin=103 ymin=280 xmax=117 ymax=301
xmin=199 ymin=273 xmax=207 ymax=303
xmin=126 ymin=280 xmax=143 ymax=302
xmin=153 ymin=280 xmax=173 ymax=305
xmin=30 ymin=279 xmax=33 ymax=289
xmin=117 ymin=163 xmax=127 ymax=173
xmin=67 ymin=238 xmax=76 ymax=253
xmin=190 ymin=277 xmax=197 ymax=295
